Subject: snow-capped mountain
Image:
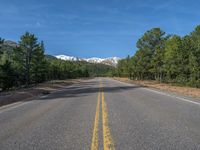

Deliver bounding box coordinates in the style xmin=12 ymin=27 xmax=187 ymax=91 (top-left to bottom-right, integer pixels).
xmin=102 ymin=57 xmax=120 ymax=65
xmin=56 ymin=55 xmax=79 ymax=61
xmin=84 ymin=57 xmax=105 ymax=63
xmin=55 ymin=55 xmax=121 ymax=66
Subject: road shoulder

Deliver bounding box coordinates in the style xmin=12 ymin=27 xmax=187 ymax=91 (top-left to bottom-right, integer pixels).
xmin=0 ymin=79 xmax=84 ymax=107
xmin=112 ymin=77 xmax=200 ymax=100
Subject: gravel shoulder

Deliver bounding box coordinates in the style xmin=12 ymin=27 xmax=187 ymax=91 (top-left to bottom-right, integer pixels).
xmin=113 ymin=77 xmax=200 ymax=98
xmin=0 ymin=79 xmax=84 ymax=107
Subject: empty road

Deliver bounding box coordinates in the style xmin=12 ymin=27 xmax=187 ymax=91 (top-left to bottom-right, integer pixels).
xmin=0 ymin=78 xmax=200 ymax=150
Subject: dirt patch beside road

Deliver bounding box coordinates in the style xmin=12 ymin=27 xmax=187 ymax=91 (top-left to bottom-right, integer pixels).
xmin=113 ymin=77 xmax=200 ymax=98
xmin=0 ymin=79 xmax=82 ymax=107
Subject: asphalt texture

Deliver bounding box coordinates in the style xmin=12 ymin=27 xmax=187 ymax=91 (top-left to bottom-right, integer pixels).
xmin=0 ymin=78 xmax=200 ymax=150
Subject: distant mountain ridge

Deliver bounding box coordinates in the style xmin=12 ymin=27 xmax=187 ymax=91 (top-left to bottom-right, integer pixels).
xmin=3 ymin=40 xmax=17 ymax=47
xmin=56 ymin=55 xmax=120 ymax=66
xmin=0 ymin=40 xmax=121 ymax=66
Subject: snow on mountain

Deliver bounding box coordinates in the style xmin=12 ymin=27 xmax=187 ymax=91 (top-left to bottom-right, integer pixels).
xmin=103 ymin=57 xmax=121 ymax=65
xmin=55 ymin=55 xmax=121 ymax=66
xmin=84 ymin=57 xmax=105 ymax=63
xmin=56 ymin=55 xmax=79 ymax=61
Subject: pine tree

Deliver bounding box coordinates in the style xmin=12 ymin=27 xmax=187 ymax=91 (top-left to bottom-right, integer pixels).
xmin=163 ymin=35 xmax=182 ymax=82
xmin=0 ymin=56 xmax=16 ymax=91
xmin=0 ymin=38 xmax=5 ymax=56
xmin=189 ymin=25 xmax=200 ymax=87
xmin=31 ymin=41 xmax=46 ymax=84
xmin=13 ymin=32 xmax=40 ymax=86
xmin=136 ymin=28 xmax=166 ymax=80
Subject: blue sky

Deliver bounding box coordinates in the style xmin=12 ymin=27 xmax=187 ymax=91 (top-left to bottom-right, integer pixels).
xmin=0 ymin=0 xmax=199 ymax=58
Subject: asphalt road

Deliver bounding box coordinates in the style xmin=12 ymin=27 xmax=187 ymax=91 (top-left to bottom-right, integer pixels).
xmin=0 ymin=78 xmax=200 ymax=150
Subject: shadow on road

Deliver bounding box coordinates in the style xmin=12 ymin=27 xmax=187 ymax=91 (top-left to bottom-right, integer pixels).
xmin=38 ymin=80 xmax=143 ymax=101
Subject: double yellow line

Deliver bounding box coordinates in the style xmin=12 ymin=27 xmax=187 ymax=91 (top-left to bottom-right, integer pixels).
xmin=91 ymin=83 xmax=115 ymax=150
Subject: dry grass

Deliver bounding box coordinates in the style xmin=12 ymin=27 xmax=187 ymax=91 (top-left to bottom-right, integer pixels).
xmin=0 ymin=79 xmax=82 ymax=107
xmin=113 ymin=77 xmax=200 ymax=98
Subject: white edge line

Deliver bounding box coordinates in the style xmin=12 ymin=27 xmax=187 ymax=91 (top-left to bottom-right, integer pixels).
xmin=0 ymin=101 xmax=32 ymax=114
xmin=143 ymin=88 xmax=200 ymax=105
xmin=0 ymin=81 xmax=82 ymax=114
xmin=112 ymin=78 xmax=200 ymax=106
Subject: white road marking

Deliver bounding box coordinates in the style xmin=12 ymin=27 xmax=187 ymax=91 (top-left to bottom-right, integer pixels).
xmin=0 ymin=101 xmax=32 ymax=114
xmin=0 ymin=101 xmax=23 ymax=110
xmin=143 ymin=88 xmax=200 ymax=106
xmin=0 ymin=81 xmax=83 ymax=115
xmin=0 ymin=85 xmax=75 ymax=114
xmin=112 ymin=78 xmax=200 ymax=106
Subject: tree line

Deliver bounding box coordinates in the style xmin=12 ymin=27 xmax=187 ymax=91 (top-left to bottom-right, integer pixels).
xmin=117 ymin=25 xmax=200 ymax=88
xmin=0 ymin=32 xmax=114 ymax=91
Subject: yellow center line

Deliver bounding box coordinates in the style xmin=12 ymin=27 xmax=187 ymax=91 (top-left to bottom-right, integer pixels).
xmin=91 ymin=91 xmax=101 ymax=150
xmin=91 ymin=81 xmax=115 ymax=150
xmin=102 ymin=91 xmax=115 ymax=150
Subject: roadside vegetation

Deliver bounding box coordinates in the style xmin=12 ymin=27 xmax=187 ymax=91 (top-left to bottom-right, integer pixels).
xmin=116 ymin=25 xmax=200 ymax=88
xmin=1 ymin=25 xmax=200 ymax=92
xmin=0 ymin=32 xmax=114 ymax=91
